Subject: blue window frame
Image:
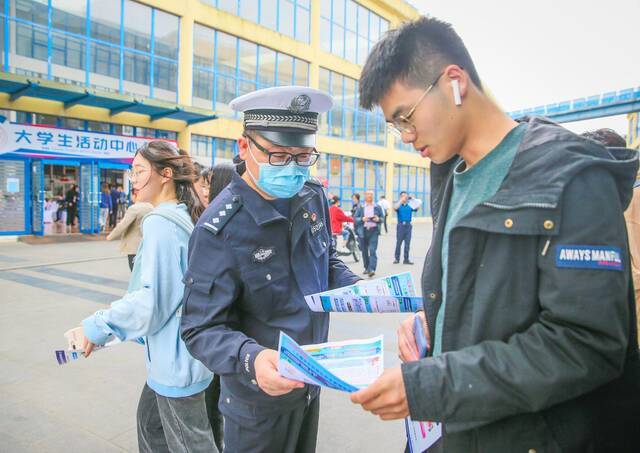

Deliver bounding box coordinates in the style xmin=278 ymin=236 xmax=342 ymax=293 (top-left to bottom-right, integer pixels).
xmin=319 ymin=67 xmax=386 ymax=146
xmin=202 ymin=0 xmax=310 ymax=43
xmin=190 ymin=134 xmax=239 ymax=166
xmin=192 ymin=23 xmax=310 ymax=114
xmin=320 ymin=0 xmax=389 ymax=63
xmin=317 ymin=152 xmax=386 ymax=206
xmin=393 ymin=164 xmax=430 ymax=216
xmin=396 ymin=141 xmax=415 ymax=153
xmin=3 ymin=0 xmax=180 ymax=101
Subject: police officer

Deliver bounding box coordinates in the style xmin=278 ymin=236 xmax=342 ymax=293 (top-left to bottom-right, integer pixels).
xmin=393 ymin=191 xmax=418 ymax=265
xmin=180 ymin=86 xmax=360 ymax=453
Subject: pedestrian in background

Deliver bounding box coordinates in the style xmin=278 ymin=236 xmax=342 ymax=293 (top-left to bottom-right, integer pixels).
xmin=329 ymin=195 xmax=354 ymax=250
xmin=355 ymin=190 xmax=383 ymax=277
xmin=99 ymin=183 xmax=113 ymax=232
xmin=393 ymin=191 xmax=417 ymax=264
xmin=81 ymin=141 xmax=216 ymax=453
xmin=107 ymin=190 xmax=153 ymax=271
xmin=117 ymin=185 xmax=127 ymax=221
xmin=109 ymin=184 xmax=120 ymax=228
xmin=351 ymin=192 xmax=361 ymax=217
xmin=65 ymin=184 xmax=78 ymax=232
xmin=377 ymin=194 xmax=390 ymax=233
xmin=55 ymin=194 xmax=64 ymax=223
xmin=194 ymin=163 xmax=213 ymax=208
xmin=207 ymin=163 xmax=235 ymax=204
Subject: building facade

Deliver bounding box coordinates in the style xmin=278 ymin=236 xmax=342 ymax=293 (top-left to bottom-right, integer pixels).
xmin=0 ymin=0 xmax=428 ymax=236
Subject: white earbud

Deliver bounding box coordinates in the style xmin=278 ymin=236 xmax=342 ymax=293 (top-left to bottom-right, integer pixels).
xmin=451 ymin=79 xmax=462 ymax=106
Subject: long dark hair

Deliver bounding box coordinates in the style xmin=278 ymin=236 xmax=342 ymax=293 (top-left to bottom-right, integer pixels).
xmin=136 ymin=140 xmax=204 ymax=223
xmin=208 ymin=163 xmax=236 ymax=204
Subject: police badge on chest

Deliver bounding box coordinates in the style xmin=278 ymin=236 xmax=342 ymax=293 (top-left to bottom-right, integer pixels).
xmin=252 ymin=246 xmax=276 ymax=263
xmin=305 ymin=210 xmax=324 ymax=236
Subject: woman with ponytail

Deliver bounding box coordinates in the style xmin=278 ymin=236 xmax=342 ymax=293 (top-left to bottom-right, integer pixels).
xmin=77 ymin=141 xmax=217 ymax=452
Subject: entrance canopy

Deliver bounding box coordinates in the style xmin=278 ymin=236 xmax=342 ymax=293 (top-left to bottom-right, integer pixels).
xmin=0 ymin=73 xmax=217 ymax=125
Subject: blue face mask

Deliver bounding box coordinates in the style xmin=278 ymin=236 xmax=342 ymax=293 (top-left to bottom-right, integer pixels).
xmin=247 ymin=145 xmax=310 ymax=199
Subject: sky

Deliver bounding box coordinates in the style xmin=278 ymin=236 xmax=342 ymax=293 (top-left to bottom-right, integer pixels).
xmin=407 ymin=0 xmax=640 ymax=136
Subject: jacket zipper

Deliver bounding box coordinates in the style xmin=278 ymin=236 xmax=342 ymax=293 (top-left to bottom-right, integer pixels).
xmin=482 ymin=201 xmax=557 ymax=210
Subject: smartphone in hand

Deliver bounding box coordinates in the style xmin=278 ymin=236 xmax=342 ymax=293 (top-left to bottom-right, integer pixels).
xmin=413 ymin=315 xmax=429 ymax=358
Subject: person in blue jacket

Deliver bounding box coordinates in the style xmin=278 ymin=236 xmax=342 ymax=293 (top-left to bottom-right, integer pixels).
xmin=180 ymin=86 xmax=361 ymax=453
xmin=80 ymin=141 xmax=216 ymax=453
xmin=99 ymin=183 xmax=113 ymax=232
xmin=393 ymin=191 xmax=418 ymax=265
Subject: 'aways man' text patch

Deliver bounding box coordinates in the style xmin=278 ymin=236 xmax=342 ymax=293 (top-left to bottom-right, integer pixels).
xmin=556 ymin=245 xmax=622 ymax=271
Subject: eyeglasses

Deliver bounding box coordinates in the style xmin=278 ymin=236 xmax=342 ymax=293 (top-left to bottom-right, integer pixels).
xmin=388 ymin=72 xmax=443 ymax=138
xmin=126 ymin=168 xmax=149 ymax=182
xmin=247 ymin=135 xmax=320 ymax=167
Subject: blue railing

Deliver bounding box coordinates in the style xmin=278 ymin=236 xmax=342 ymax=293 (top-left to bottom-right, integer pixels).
xmin=508 ymin=87 xmax=640 ymax=122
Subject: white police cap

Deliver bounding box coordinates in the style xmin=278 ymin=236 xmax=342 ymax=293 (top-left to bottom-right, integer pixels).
xmin=229 ymin=86 xmax=333 ymax=148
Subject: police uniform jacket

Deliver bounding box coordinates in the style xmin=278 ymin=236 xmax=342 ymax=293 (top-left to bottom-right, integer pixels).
xmin=402 ymin=117 xmax=640 ymax=452
xmin=181 ymin=172 xmax=360 ymax=412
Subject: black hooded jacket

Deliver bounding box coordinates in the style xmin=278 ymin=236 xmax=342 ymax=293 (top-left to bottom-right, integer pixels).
xmin=402 ymin=117 xmax=640 ymax=452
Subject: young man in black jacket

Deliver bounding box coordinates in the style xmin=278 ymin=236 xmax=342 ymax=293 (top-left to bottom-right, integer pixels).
xmin=350 ymin=16 xmax=640 ymax=452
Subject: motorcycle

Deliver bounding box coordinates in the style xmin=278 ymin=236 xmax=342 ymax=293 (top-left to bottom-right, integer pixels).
xmin=336 ymin=223 xmax=361 ymax=263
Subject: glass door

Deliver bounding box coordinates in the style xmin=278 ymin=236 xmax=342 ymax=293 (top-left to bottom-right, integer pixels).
xmin=31 ymin=160 xmax=44 ymax=236
xmin=79 ymin=162 xmax=99 ymax=233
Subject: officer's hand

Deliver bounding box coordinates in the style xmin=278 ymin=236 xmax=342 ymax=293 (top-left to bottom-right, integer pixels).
xmin=255 ymin=349 xmax=305 ymax=396
xmin=373 ymin=215 xmax=380 ymax=222
xmin=350 ymin=366 xmax=409 ymax=420
xmin=397 ymin=311 xmax=428 ymax=362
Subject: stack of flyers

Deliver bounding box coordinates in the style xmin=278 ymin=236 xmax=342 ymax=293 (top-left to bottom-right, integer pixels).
xmin=54 ymin=327 xmax=121 ymax=366
xmin=405 ymin=417 xmax=442 ymax=452
xmin=55 ymin=349 xmax=82 ymax=365
xmin=304 ymin=272 xmax=423 ymax=313
xmin=277 ymin=332 xmax=383 ymax=392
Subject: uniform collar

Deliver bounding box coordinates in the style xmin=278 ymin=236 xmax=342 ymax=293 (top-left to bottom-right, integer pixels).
xmin=228 ymin=173 xmax=286 ymax=226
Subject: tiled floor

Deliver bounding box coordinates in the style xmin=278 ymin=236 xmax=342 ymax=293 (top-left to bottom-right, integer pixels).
xmin=0 ymin=221 xmax=433 ymax=452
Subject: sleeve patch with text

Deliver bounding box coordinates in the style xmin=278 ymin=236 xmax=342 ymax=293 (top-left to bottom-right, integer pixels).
xmin=556 ymin=245 xmax=623 ymax=271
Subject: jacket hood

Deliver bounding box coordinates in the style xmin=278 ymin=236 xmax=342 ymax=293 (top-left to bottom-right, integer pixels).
xmin=486 ymin=116 xmax=638 ymax=211
xmin=430 ymin=117 xmax=639 ymax=219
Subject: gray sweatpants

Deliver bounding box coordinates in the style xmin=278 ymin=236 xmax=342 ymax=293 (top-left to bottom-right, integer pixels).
xmin=137 ymin=383 xmax=218 ymax=453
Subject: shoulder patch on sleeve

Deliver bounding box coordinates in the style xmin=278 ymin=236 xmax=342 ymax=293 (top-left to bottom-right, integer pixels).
xmin=556 ymin=245 xmax=623 ymax=271
xmin=202 ymin=194 xmax=243 ymax=236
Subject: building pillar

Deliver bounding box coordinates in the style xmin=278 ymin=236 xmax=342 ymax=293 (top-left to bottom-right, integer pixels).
xmin=177 ymin=128 xmax=191 ymax=153
xmin=177 ymin=2 xmax=195 ymax=153
xmin=178 ymin=4 xmax=195 ymax=107
xmin=308 ymin=0 xmax=321 ymax=90
xmin=385 ymin=160 xmax=394 ymax=204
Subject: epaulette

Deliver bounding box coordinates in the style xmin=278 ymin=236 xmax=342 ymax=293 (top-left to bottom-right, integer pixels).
xmin=305 ymin=177 xmax=324 ymax=187
xmin=202 ymin=194 xmax=243 ymax=235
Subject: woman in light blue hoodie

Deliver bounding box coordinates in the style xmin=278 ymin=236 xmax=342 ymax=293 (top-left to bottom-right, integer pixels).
xmin=80 ymin=141 xmax=217 ymax=453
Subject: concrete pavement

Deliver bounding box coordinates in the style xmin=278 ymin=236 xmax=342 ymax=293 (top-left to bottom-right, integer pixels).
xmin=0 ymin=220 xmax=432 ymax=452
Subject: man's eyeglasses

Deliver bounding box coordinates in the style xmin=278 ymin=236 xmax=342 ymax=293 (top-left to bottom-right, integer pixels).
xmin=388 ymin=72 xmax=443 ymax=138
xmin=246 ymin=135 xmax=320 ymax=167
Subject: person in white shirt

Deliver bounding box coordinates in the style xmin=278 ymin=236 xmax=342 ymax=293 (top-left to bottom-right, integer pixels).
xmin=377 ymin=195 xmax=390 ymax=233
